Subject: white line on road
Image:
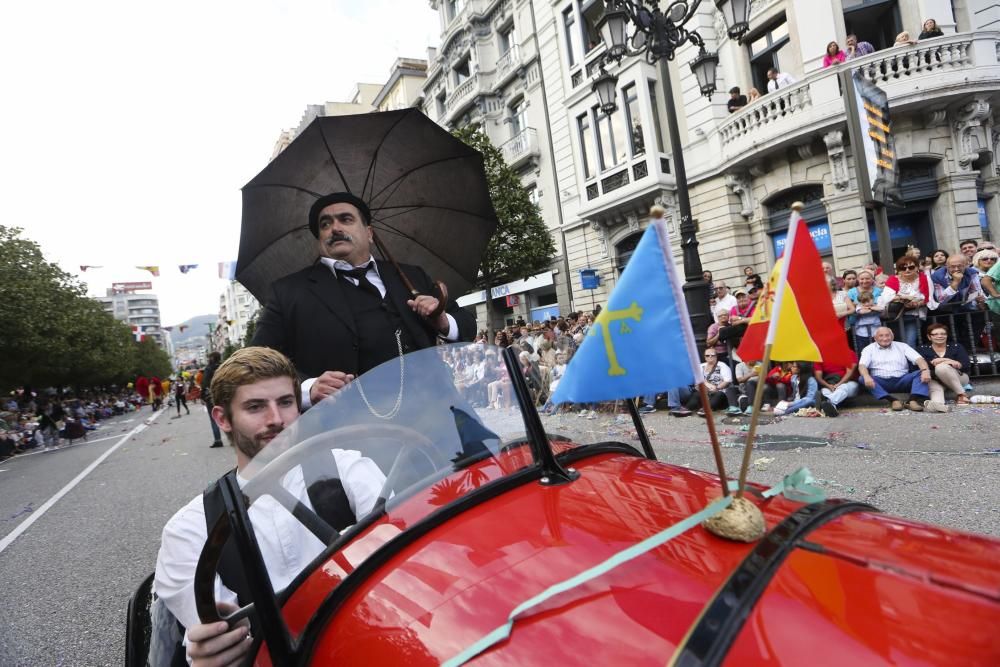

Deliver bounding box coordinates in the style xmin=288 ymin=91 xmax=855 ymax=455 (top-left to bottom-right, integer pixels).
xmin=0 ymin=409 xmax=166 ymax=556
xmin=13 ymin=434 xmax=123 ymax=459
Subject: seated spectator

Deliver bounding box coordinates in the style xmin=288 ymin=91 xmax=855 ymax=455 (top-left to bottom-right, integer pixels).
xmin=858 ymin=326 xmax=932 ymax=411
xmin=714 ymin=282 xmax=737 ymax=320
xmin=844 ymin=34 xmax=875 ymax=60
xmin=852 ymin=290 xmax=882 ymax=350
xmin=823 ymin=41 xmax=846 ymax=67
xmin=725 ymin=358 xmax=759 ymax=414
xmin=778 ymin=362 xmax=819 ymax=415
xmin=723 ymin=289 xmax=755 ymax=345
xmin=762 ymin=362 xmax=792 ymax=407
xmin=705 ymin=308 xmax=732 ymax=367
xmin=918 ymin=18 xmax=944 ymax=39
xmin=727 ymin=87 xmax=748 ymax=113
xmin=918 ymin=322 xmax=971 ymax=411
xmin=666 ymin=349 xmax=732 ymax=417
xmin=814 ymin=351 xmax=860 ymax=417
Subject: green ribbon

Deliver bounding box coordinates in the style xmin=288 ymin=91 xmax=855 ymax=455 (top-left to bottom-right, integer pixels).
xmin=442 ymin=469 xmax=824 ymax=667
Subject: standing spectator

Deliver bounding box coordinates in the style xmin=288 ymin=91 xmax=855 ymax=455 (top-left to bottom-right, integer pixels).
xmin=852 ymin=291 xmax=882 ymax=350
xmin=747 ymin=87 xmax=762 ymax=102
xmin=842 ymin=270 xmax=858 ymax=292
xmin=766 ymin=67 xmax=796 ymax=93
xmin=727 ymin=87 xmax=748 ymax=113
xmin=201 ymin=352 xmax=223 ymax=448
xmin=930 ymin=249 xmax=948 ymax=270
xmin=174 ymin=379 xmax=190 ymax=417
xmin=959 ymin=239 xmax=980 ymax=261
xmin=972 ymin=248 xmax=999 ymax=275
xmin=743 ymin=266 xmax=764 ymax=290
xmin=894 ymin=31 xmax=917 ymax=46
xmin=830 ymin=276 xmax=856 ymax=333
xmin=823 ymin=41 xmax=846 ymax=67
xmin=858 ymin=327 xmax=932 ymax=411
xmin=878 ymin=255 xmax=936 ymax=348
xmin=703 ymin=270 xmax=715 ymax=295
xmin=917 ymin=322 xmax=971 ymax=411
xmin=844 ymin=34 xmax=875 ymax=60
xmin=918 ymin=18 xmax=944 ymax=39
xmin=822 ymin=261 xmax=844 ymax=289
xmin=931 ymin=254 xmax=985 ymax=312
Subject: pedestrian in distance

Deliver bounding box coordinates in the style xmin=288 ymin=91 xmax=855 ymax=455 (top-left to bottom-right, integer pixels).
xmin=201 ymin=352 xmax=224 ymax=447
xmin=174 ymin=379 xmax=190 ymax=416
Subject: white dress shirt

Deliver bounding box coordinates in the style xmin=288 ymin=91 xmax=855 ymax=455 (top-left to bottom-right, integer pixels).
xmin=153 ymin=448 xmax=385 ymax=632
xmin=767 ymin=72 xmax=797 ymax=93
xmin=859 ymin=341 xmax=922 ymax=378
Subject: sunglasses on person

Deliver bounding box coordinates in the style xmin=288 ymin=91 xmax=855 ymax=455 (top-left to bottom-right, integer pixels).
xmin=900 ymin=264 xmax=918 ymax=270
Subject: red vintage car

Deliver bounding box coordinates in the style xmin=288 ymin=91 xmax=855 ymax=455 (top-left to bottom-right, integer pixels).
xmin=127 ymin=343 xmax=1000 ymax=666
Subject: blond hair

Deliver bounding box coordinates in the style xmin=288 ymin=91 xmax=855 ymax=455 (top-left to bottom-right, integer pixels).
xmin=210 ymin=347 xmax=301 ymax=419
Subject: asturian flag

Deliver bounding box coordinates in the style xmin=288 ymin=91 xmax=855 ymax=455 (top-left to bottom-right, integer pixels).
xmin=136 ymin=266 xmax=160 ymax=277
xmin=551 ymin=218 xmax=702 ymax=404
xmin=736 ymin=210 xmax=854 ymax=364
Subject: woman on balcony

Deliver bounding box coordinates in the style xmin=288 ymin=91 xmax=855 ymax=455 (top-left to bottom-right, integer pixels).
xmin=822 ymin=41 xmax=846 ymax=68
xmin=919 ymin=19 xmax=944 ymax=40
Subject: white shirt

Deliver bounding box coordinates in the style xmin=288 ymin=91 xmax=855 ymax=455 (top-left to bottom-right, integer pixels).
xmin=714 ymin=293 xmax=737 ymax=321
xmin=767 ymin=72 xmax=797 ymax=93
xmin=300 ymin=256 xmax=459 ymax=408
xmin=859 ymin=341 xmax=922 ymax=378
xmin=153 ymin=448 xmax=385 ymax=632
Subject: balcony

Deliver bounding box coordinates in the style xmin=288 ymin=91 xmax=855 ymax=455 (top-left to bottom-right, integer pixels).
xmin=714 ymin=32 xmax=1000 ymax=168
xmin=501 ymin=127 xmax=540 ymax=170
xmin=495 ymin=45 xmax=521 ymax=87
xmin=446 ymin=72 xmax=483 ymax=116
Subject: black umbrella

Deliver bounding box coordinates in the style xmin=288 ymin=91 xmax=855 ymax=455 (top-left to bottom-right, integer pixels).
xmin=236 ymin=108 xmax=498 ymax=302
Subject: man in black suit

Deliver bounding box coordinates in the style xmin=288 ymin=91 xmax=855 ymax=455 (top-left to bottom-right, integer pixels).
xmin=251 ymin=192 xmax=476 ymax=409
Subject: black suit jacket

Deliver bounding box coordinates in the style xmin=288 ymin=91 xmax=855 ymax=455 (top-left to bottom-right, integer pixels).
xmin=251 ymin=260 xmax=476 ymax=380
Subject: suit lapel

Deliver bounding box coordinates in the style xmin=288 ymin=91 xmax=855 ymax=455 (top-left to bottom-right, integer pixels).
xmin=306 ymin=263 xmax=357 ymax=335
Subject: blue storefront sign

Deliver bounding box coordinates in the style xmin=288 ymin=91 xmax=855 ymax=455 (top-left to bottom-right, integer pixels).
xmin=530 ymin=304 xmax=560 ymax=322
xmin=866 ymin=220 xmax=914 ymax=242
xmin=772 ymin=222 xmax=832 ymax=256
xmin=579 ymin=269 xmax=600 ymax=289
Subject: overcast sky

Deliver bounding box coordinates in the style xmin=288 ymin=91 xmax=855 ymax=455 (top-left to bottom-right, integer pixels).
xmin=1 ymin=0 xmax=440 ymax=326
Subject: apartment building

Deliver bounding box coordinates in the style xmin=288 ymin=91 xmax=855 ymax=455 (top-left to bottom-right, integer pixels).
xmin=96 ymin=290 xmax=165 ymax=347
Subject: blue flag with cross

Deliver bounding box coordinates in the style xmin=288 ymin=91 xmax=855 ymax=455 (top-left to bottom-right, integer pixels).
xmin=551 ymin=218 xmax=703 ymax=404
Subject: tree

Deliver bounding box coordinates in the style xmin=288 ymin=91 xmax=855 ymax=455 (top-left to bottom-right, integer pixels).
xmin=451 ymin=127 xmax=556 ymax=333
xmin=131 ymin=338 xmax=172 ymax=379
xmin=242 ymin=307 xmax=260 ymax=348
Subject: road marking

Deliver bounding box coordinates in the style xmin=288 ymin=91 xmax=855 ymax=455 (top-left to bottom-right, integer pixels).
xmin=0 ymin=409 xmax=166 ymax=555
xmin=13 ymin=434 xmax=122 ymax=459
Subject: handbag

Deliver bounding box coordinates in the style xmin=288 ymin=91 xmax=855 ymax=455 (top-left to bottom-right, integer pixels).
xmin=880 ymin=300 xmax=905 ymax=322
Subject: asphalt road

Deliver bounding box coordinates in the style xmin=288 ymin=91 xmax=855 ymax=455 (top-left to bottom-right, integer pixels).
xmin=0 ymin=389 xmax=997 ymax=665
xmin=0 ymin=405 xmax=232 ymax=666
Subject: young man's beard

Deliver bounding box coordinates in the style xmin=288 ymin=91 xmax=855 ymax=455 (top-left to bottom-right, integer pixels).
xmin=231 ymin=425 xmax=284 ymax=460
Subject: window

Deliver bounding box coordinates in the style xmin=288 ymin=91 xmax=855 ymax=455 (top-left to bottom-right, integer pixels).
xmin=581 ymin=0 xmax=604 ymax=54
xmin=843 ymin=0 xmax=901 ymax=51
xmin=564 ymin=8 xmax=579 ymax=67
xmin=647 ymin=82 xmax=665 ymax=153
xmin=748 ymin=19 xmax=792 ymax=92
xmin=526 ymin=184 xmax=541 ymax=207
xmin=446 ymin=0 xmax=466 ymax=22
xmin=622 ymin=84 xmax=644 ymax=157
xmin=436 ymin=91 xmax=447 ymax=118
xmin=499 ymin=23 xmax=516 ymax=55
xmin=509 ymin=99 xmax=527 ymax=137
xmin=453 ymin=56 xmax=471 ymax=86
xmin=578 ymin=112 xmax=596 ymax=179
xmin=595 ymin=103 xmax=627 ymax=171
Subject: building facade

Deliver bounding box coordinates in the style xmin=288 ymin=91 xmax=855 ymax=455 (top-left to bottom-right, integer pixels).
xmin=213 ymin=280 xmax=260 ymax=351
xmin=96 ymin=290 xmax=165 ymax=347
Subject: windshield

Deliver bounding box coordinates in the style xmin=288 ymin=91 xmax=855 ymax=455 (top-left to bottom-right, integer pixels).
xmin=235 ymin=343 xmax=536 ymax=599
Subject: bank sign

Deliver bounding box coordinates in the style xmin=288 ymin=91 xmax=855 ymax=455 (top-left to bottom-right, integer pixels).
xmin=772 ymin=222 xmax=832 ymax=256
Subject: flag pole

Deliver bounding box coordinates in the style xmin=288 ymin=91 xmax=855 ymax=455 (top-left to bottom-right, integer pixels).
xmin=734 ymin=344 xmax=773 ymax=500
xmin=696 ymin=384 xmax=730 ymax=496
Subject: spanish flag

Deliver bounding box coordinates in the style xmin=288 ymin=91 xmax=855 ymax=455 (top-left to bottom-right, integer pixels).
xmin=736 ymin=211 xmax=853 ymax=365
xmin=136 ymin=265 xmax=160 ymax=277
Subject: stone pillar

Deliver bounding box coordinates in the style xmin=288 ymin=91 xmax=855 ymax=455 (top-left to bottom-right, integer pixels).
xmin=939 ymin=172 xmax=984 ymax=245
xmin=823 ymin=191 xmax=872 ymax=272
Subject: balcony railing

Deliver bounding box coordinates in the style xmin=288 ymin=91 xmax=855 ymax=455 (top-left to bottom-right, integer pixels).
xmin=496 ymin=45 xmax=521 ymax=83
xmin=714 ymin=32 xmax=998 ymax=166
xmin=446 ymin=73 xmax=481 ymax=113
xmin=500 ymin=127 xmax=539 ymax=169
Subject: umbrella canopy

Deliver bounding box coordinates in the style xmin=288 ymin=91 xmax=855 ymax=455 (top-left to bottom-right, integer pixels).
xmin=236 ymin=108 xmax=498 ymax=302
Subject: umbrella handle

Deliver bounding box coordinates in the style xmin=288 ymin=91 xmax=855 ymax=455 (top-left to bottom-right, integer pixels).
xmin=372 ymin=229 xmax=449 ymax=319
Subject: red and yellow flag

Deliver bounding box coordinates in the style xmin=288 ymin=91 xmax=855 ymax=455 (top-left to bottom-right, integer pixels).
xmin=736 ymin=212 xmax=853 ymax=364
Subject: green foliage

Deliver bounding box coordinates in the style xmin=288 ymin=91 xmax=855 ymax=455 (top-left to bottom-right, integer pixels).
xmin=242 ymin=308 xmax=260 ymax=348
xmin=0 ymin=225 xmax=169 ymax=390
xmin=223 ymin=341 xmax=239 ymax=361
xmin=131 ymin=338 xmax=172 ymax=379
xmin=451 ymin=127 xmax=556 ymax=289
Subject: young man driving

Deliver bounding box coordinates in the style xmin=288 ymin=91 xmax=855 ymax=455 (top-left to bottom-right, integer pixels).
xmin=153 ymin=347 xmax=385 ymax=665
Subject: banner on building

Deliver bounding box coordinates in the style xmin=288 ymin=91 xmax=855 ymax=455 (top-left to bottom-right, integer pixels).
xmin=844 ymin=70 xmax=903 ymax=207
xmin=111 ymin=281 xmax=153 ymax=293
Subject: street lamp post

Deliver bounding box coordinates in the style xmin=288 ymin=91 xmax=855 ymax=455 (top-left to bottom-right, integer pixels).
xmin=591 ymin=0 xmax=749 ymax=350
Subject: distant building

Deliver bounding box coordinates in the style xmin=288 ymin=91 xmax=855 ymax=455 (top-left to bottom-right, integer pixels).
xmin=373 ymin=57 xmax=429 ymax=112
xmin=96 ymin=290 xmax=165 ymax=347
xmin=270 ymin=84 xmax=384 ymax=158
xmin=213 ymin=281 xmax=260 ymax=351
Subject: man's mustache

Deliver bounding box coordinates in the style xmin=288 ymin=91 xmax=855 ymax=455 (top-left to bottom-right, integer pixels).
xmin=326 ymin=232 xmax=352 ymax=245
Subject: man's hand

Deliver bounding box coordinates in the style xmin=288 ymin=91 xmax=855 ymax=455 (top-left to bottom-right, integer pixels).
xmin=863 ymin=375 xmax=875 ymax=389
xmin=310 ymin=371 xmax=355 ymax=404
xmin=920 ymin=369 xmax=931 ymax=382
xmin=187 ymin=604 xmax=251 ymax=667
xmin=407 ymin=295 xmax=449 ymax=333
